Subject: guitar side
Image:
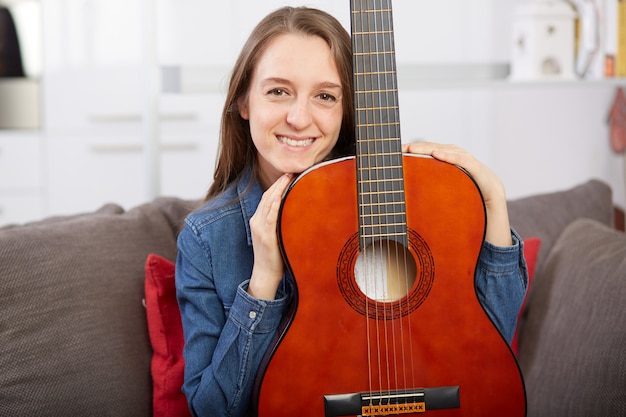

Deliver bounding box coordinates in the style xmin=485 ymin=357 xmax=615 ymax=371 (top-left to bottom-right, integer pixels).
xmin=253 ymin=154 xmax=526 ymax=417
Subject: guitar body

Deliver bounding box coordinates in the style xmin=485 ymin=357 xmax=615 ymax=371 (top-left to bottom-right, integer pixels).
xmin=253 ymin=155 xmax=526 ymax=416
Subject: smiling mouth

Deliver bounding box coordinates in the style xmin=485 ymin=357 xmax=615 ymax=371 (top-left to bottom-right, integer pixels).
xmin=277 ymin=135 xmax=315 ymax=147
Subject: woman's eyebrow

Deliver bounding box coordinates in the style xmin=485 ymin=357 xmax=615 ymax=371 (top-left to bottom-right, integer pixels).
xmin=261 ymin=77 xmax=292 ymax=86
xmin=261 ymin=77 xmax=341 ymax=90
xmin=317 ymin=81 xmax=342 ymax=90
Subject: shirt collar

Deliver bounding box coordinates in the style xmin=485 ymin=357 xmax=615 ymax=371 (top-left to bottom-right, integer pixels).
xmin=236 ymin=166 xmax=263 ymax=247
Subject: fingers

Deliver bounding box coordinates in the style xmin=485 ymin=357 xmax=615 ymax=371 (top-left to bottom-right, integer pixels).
xmin=403 ymin=140 xmax=503 ymax=202
xmin=251 ymin=173 xmax=293 ymax=246
xmin=403 ymin=141 xmax=511 ymax=246
xmin=255 ymin=173 xmax=293 ymax=229
xmin=403 ymin=141 xmax=465 ymax=161
xmin=248 ymin=173 xmax=294 ymax=300
xmin=403 ymin=141 xmax=481 ymax=173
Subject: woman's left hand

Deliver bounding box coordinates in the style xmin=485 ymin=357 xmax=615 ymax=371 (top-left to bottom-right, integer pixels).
xmin=402 ymin=142 xmax=513 ymax=246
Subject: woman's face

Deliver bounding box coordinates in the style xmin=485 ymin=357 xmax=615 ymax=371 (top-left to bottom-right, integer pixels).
xmin=239 ymin=33 xmax=344 ymax=189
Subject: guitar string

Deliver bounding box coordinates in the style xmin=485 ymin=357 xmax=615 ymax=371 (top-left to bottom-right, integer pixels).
xmin=385 ymin=0 xmax=417 ymax=393
xmin=383 ymin=0 xmax=412 ymax=396
xmin=366 ymin=0 xmax=387 ymax=405
xmin=364 ymin=0 xmax=386 ymax=404
xmin=361 ymin=0 xmax=391 ymax=405
xmin=379 ymin=0 xmax=397 ymax=400
xmin=356 ymin=0 xmax=416 ymax=407
xmin=354 ymin=0 xmax=375 ymax=408
xmin=372 ymin=0 xmax=396 ymax=403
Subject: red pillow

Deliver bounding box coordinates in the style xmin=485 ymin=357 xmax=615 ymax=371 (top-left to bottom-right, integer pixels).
xmin=511 ymin=237 xmax=541 ymax=356
xmin=144 ymin=254 xmax=191 ymax=417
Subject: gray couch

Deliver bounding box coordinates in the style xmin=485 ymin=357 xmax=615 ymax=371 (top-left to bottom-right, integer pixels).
xmin=0 ymin=179 xmax=624 ymax=416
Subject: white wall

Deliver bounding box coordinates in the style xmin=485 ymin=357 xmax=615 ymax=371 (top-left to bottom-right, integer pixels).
xmin=2 ymin=0 xmax=623 ymax=226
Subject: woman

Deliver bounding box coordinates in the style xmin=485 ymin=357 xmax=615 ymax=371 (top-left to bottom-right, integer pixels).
xmin=175 ymin=6 xmax=528 ymax=417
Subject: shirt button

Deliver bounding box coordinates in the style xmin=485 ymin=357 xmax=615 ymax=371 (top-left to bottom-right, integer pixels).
xmin=249 ymin=311 xmax=257 ymax=320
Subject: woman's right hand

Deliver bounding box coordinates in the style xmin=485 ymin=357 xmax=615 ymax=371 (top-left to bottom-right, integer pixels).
xmin=247 ymin=173 xmax=293 ymax=300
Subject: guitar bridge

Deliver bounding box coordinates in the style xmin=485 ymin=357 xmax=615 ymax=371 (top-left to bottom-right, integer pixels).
xmin=324 ymin=386 xmax=460 ymax=417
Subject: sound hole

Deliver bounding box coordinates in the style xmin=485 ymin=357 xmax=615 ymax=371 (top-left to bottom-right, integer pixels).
xmin=354 ymin=240 xmax=416 ymax=302
xmin=337 ymin=230 xmax=435 ymax=320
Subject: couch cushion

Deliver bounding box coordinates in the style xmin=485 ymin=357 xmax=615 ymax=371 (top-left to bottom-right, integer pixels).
xmin=517 ymin=218 xmax=626 ymax=417
xmin=507 ymin=179 xmax=613 ymax=278
xmin=511 ymin=237 xmax=540 ymax=356
xmin=0 ymin=200 xmax=188 ymax=416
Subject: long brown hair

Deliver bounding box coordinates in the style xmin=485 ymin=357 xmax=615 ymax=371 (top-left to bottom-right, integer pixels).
xmin=205 ymin=6 xmax=354 ymax=201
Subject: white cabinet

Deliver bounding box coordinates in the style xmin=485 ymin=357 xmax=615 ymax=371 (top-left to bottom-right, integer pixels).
xmin=41 ymin=0 xmax=147 ymax=215
xmin=0 ymin=132 xmax=44 ymax=226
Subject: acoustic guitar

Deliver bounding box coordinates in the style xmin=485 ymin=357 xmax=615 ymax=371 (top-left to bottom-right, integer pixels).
xmin=253 ymin=1 xmax=526 ymax=416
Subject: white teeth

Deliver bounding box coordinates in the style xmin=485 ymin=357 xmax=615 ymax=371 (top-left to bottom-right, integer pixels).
xmin=277 ymin=136 xmax=314 ymax=147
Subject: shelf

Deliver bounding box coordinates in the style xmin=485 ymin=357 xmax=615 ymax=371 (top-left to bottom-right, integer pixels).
xmin=0 ymin=78 xmax=40 ymax=129
xmin=159 ymin=62 xmax=626 ymax=94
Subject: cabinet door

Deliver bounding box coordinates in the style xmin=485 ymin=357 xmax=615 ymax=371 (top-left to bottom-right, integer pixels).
xmin=46 ymin=132 xmax=146 ymax=216
xmin=0 ymin=133 xmax=44 ymax=226
xmin=42 ymin=0 xmax=144 ymax=130
xmin=0 ymin=195 xmax=45 ymax=226
xmin=158 ymin=95 xmax=222 ymax=200
xmin=0 ymin=133 xmax=42 ymax=189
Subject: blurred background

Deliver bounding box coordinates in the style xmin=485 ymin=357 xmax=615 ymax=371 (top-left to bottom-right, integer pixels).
xmin=0 ymin=0 xmax=624 ymax=226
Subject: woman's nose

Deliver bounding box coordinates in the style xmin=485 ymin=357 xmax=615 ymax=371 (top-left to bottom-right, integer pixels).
xmin=286 ymin=98 xmax=312 ymax=129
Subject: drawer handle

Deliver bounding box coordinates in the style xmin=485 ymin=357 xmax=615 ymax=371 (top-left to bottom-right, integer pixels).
xmin=89 ymin=114 xmax=142 ymax=123
xmin=90 ymin=144 xmax=143 ymax=153
xmin=90 ymin=143 xmax=198 ymax=153
xmin=88 ymin=113 xmax=197 ymax=123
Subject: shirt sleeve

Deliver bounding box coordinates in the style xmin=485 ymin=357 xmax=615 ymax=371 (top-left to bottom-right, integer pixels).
xmin=474 ymin=228 xmax=529 ymax=344
xmin=175 ymin=223 xmax=292 ymax=417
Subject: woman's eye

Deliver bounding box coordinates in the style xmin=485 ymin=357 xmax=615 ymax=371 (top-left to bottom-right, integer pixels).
xmin=318 ymin=93 xmax=337 ymax=102
xmin=268 ymin=88 xmax=286 ymax=96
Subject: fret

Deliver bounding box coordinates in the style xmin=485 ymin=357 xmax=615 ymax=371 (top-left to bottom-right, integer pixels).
xmin=360 ymin=214 xmax=406 ymax=223
xmin=361 ymin=221 xmax=406 ymax=228
xmin=351 ymin=8 xmax=392 ymax=15
xmin=359 ymin=187 xmax=404 ymax=195
xmin=354 ymin=89 xmax=397 ymax=95
xmin=360 ymin=201 xmax=405 ymax=208
xmin=355 ymin=138 xmax=401 ymax=145
xmin=358 ymin=166 xmax=402 ymax=175
xmin=360 ymin=206 xmax=405 ymax=214
xmin=359 ymin=231 xmax=407 ymax=240
xmin=360 ymin=226 xmax=407 ymax=235
xmin=357 ymin=140 xmax=402 ymax=150
xmin=356 ymin=106 xmax=399 ymax=112
xmin=358 ymin=178 xmax=403 ymax=186
xmin=358 ymin=162 xmax=402 ymax=172
xmin=359 ymin=195 xmax=405 ymax=208
xmin=358 ymin=178 xmax=404 ymax=186
xmin=361 ymin=200 xmax=405 ymax=208
xmin=354 ymin=58 xmax=396 ymax=72
xmin=353 ymin=50 xmax=395 ymax=57
xmin=361 ymin=210 xmax=406 ymax=218
xmin=355 ymin=110 xmax=399 ymax=119
xmin=360 ymin=228 xmax=407 ymax=236
xmin=361 ymin=188 xmax=404 ymax=194
xmin=354 ymin=70 xmax=396 ymax=77
xmin=355 ymin=121 xmax=399 ymax=128
xmin=352 ymin=30 xmax=394 ymax=36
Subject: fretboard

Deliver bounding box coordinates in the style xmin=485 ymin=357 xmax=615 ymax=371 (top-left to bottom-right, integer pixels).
xmin=351 ymin=0 xmax=407 ymax=248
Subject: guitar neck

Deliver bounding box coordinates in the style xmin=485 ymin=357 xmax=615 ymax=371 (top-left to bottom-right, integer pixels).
xmin=350 ymin=0 xmax=407 ymax=248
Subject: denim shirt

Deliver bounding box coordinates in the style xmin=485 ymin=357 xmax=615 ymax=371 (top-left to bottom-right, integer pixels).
xmin=175 ymin=167 xmax=529 ymax=417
